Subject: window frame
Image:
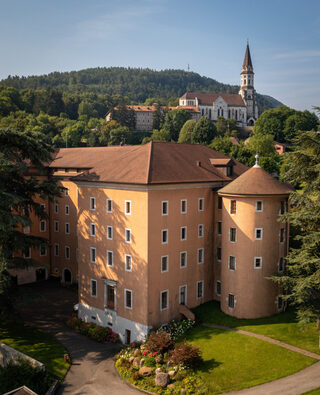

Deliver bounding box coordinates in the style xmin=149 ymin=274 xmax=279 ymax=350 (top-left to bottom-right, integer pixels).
xmin=40 ymin=244 xmax=47 ymax=257
xmin=125 ymin=200 xmax=131 ymax=215
xmin=90 ymin=197 xmax=96 ymax=211
xmin=65 ymin=205 xmax=69 ymax=215
xmin=125 ymin=254 xmax=132 ymax=272
xmin=65 ymin=245 xmax=70 ymax=260
xmin=229 ymin=227 xmax=237 ymax=242
xmin=216 ymin=280 xmax=221 ymax=296
xmin=160 ymin=290 xmax=169 ymax=311
xmin=179 ymin=284 xmax=187 ymax=305
xmin=54 ymin=202 xmax=59 ymax=214
xmin=278 ymin=257 xmax=284 ymax=272
xmin=228 ymin=255 xmax=236 ymax=271
xmin=255 ymin=228 xmax=263 ymax=240
xmin=197 ymin=280 xmax=204 ymax=299
xmin=198 ymin=197 xmax=204 ymax=212
xmin=280 ymin=228 xmax=285 ymax=243
xmin=107 ymin=225 xmax=113 ymax=240
xmin=228 ymin=293 xmax=235 ymax=309
xmin=256 ymin=200 xmax=263 ymax=212
xmin=54 ymin=220 xmax=59 ymax=232
xmin=180 ymin=226 xmax=187 ymax=241
xmin=65 ymin=188 xmax=69 ymax=197
xmin=125 ymin=228 xmax=132 ymax=244
xmin=180 ymin=251 xmax=187 ymax=268
xmin=90 ymin=279 xmax=97 ymax=297
xmin=54 ymin=243 xmax=59 ymax=257
xmin=254 ymin=256 xmax=262 ymax=269
xmin=107 ymin=250 xmax=113 ymax=267
xmin=40 ymin=220 xmax=46 ymax=233
xmin=161 ymin=201 xmax=168 ymax=216
xmin=181 ymin=199 xmax=187 ymax=214
xmin=218 ymin=196 xmax=222 ymax=210
xmin=90 ymin=247 xmax=96 ymax=264
xmin=65 ymin=222 xmax=70 ymax=235
xmin=161 ymin=255 xmax=169 ymax=273
xmin=124 ymin=289 xmax=133 ymax=310
xmin=197 ymin=248 xmax=204 ymax=264
xmin=161 ymin=229 xmax=168 ymax=244
xmin=230 ymin=200 xmax=237 ymax=215
xmin=90 ymin=223 xmax=96 ymax=237
xmin=106 ymin=198 xmax=113 ymax=213
xmin=217 ymin=221 xmax=222 ymax=235
xmin=198 ymin=224 xmax=204 ymax=238
xmin=217 ymin=247 xmax=222 ymax=261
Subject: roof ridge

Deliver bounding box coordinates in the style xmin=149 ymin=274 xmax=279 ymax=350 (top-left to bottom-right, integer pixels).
xmin=146 ymin=141 xmax=153 ymax=184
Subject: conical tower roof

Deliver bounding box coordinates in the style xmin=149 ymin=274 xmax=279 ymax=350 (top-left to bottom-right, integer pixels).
xmin=218 ymin=166 xmax=294 ymax=196
xmin=242 ymin=43 xmax=253 ymax=68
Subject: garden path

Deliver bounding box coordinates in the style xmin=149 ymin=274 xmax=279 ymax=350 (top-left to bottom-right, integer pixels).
xmin=16 ymin=279 xmax=139 ymax=395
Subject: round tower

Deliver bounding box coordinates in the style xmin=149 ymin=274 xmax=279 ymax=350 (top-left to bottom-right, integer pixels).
xmin=218 ymin=159 xmax=293 ymax=318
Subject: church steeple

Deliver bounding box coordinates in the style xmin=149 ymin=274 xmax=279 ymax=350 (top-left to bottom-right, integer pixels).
xmin=242 ymin=42 xmax=253 ymax=71
xmin=239 ymin=42 xmax=258 ymax=125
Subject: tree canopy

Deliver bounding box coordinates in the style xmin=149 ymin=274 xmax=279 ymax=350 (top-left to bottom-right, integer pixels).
xmin=272 ymin=126 xmax=320 ymax=331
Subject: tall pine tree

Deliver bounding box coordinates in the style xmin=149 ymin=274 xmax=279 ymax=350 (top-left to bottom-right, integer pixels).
xmin=273 ymin=112 xmax=320 ymax=336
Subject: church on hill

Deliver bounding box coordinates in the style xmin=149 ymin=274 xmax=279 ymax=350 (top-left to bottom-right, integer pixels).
xmin=179 ymin=43 xmax=259 ymax=126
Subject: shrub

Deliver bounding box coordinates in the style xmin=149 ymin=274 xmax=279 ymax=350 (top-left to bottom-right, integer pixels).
xmin=169 ymin=340 xmax=202 ymax=368
xmin=67 ymin=314 xmax=119 ymax=343
xmin=0 ymin=359 xmax=53 ymax=395
xmin=145 ymin=330 xmax=174 ymax=354
xmin=163 ymin=319 xmax=195 ymax=341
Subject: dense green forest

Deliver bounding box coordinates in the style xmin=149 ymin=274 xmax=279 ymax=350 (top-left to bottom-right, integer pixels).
xmin=0 ymin=67 xmax=282 ymax=114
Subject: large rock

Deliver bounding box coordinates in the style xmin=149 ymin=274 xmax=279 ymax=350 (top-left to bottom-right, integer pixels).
xmin=133 ymin=357 xmax=140 ymax=368
xmin=155 ymin=371 xmax=169 ymax=387
xmin=139 ymin=366 xmax=153 ymax=377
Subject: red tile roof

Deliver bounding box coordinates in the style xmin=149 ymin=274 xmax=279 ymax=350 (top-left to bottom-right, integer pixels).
xmin=181 ymin=92 xmax=246 ymax=107
xmin=50 ymin=142 xmax=248 ymax=185
xmin=218 ymin=166 xmax=295 ymax=196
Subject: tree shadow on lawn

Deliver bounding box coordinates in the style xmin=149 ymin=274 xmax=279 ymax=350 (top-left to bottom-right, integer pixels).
xmin=193 ymin=300 xmax=298 ymax=328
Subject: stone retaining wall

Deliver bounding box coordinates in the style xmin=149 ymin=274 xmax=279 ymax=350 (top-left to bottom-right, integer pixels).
xmin=0 ymin=342 xmax=45 ymax=370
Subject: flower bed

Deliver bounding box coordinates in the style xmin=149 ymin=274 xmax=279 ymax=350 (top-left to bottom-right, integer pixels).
xmin=115 ymin=329 xmax=208 ymax=394
xmin=67 ymin=314 xmax=119 ymax=343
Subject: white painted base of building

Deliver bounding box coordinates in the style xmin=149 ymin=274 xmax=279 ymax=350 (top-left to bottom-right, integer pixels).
xmin=78 ymin=303 xmax=151 ymax=344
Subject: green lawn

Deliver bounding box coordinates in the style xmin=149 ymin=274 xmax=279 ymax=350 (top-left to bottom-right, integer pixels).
xmin=302 ymin=389 xmax=320 ymax=395
xmin=193 ymin=301 xmax=320 ymax=355
xmin=186 ymin=325 xmax=316 ymax=394
xmin=0 ymin=320 xmax=69 ymax=380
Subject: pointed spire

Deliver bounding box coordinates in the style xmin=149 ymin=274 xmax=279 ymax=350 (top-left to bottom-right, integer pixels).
xmin=242 ymin=42 xmax=253 ymax=69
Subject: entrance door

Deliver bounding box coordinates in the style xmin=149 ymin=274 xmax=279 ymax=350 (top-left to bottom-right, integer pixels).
xmin=63 ymin=268 xmax=72 ymax=283
xmin=36 ymin=268 xmax=46 ymax=281
xmin=125 ymin=329 xmax=131 ymax=345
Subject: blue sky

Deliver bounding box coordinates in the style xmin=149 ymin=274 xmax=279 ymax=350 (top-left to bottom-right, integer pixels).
xmin=0 ymin=0 xmax=319 ymax=111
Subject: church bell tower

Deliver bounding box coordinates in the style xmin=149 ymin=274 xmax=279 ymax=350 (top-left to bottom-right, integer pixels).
xmin=239 ymin=43 xmax=258 ymax=125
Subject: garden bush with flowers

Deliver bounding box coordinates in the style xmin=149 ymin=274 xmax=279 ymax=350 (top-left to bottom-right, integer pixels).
xmin=115 ymin=325 xmax=208 ymax=394
xmin=67 ymin=314 xmax=119 ymax=343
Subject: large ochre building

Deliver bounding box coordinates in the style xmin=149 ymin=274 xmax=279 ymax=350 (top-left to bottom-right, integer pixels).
xmin=11 ymin=142 xmax=292 ymax=343
xmin=179 ymin=43 xmax=259 ymax=126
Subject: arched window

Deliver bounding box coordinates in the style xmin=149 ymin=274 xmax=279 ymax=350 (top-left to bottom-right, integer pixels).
xmin=221 ymin=109 xmax=224 ymax=117
xmin=217 ymin=109 xmax=220 ymax=117
xmin=235 ymin=110 xmax=238 ymax=120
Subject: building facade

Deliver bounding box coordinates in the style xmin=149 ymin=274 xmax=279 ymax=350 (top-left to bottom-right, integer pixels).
xmin=179 ymin=44 xmax=259 ymax=126
xmin=105 ymin=105 xmax=200 ymax=131
xmin=11 ymin=143 xmax=292 ymax=343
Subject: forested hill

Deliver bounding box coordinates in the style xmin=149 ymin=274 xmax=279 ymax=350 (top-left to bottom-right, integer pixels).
xmin=0 ymin=67 xmax=282 ymax=113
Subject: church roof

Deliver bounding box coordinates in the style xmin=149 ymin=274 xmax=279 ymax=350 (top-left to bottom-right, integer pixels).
xmin=242 ymin=43 xmax=253 ymax=68
xmin=218 ymin=166 xmax=294 ymax=196
xmin=181 ymin=92 xmax=246 ymax=107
